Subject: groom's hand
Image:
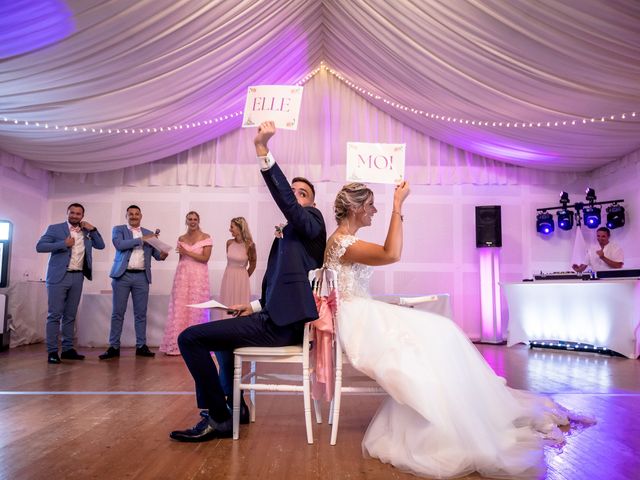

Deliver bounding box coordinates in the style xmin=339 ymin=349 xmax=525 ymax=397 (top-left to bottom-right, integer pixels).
xmin=228 ymin=304 xmax=252 ymax=317
xmin=254 ymin=121 xmax=276 ymax=156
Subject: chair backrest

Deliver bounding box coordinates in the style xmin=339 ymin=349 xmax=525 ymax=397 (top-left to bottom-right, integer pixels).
xmin=308 ymin=267 xmax=338 ymax=298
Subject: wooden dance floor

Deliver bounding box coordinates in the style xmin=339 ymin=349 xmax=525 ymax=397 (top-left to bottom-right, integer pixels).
xmin=1 ymin=344 xmax=638 ymax=480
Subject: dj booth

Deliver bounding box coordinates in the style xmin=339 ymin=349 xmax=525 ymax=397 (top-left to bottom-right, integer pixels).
xmin=503 ymin=269 xmax=640 ymax=359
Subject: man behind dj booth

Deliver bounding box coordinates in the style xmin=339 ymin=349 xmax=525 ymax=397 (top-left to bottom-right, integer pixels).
xmin=572 ymin=227 xmax=624 ymax=273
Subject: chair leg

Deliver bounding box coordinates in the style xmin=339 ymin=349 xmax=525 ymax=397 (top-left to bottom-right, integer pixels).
xmin=330 ymin=361 xmax=343 ymax=446
xmin=302 ymin=362 xmax=313 ymax=444
xmin=249 ymin=361 xmax=256 ymax=422
xmin=313 ymin=399 xmax=322 ymax=424
xmin=328 ymin=398 xmax=334 ymax=425
xmin=232 ymin=355 xmax=242 ymax=440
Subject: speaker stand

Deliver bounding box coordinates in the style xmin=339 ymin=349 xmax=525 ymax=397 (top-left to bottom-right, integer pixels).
xmin=478 ymin=248 xmax=503 ymax=344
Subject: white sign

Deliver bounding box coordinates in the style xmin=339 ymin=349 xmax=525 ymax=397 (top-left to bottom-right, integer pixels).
xmin=346 ymin=142 xmax=405 ymax=184
xmin=242 ymin=85 xmax=303 ymax=130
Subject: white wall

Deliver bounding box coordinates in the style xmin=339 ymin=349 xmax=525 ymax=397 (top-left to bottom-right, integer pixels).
xmin=45 ymin=167 xmax=640 ymax=340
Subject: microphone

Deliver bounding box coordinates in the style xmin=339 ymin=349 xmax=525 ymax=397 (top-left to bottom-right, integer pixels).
xmin=155 ymin=229 xmax=160 ymax=236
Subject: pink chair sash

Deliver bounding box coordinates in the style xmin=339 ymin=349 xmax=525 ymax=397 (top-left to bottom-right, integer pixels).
xmin=310 ymin=290 xmax=337 ymax=401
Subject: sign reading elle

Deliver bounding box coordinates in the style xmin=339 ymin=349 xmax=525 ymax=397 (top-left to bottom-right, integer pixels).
xmin=243 ymin=85 xmax=303 ymax=130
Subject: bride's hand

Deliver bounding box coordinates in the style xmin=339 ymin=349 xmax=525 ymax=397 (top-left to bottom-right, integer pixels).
xmin=394 ymin=181 xmax=410 ymax=207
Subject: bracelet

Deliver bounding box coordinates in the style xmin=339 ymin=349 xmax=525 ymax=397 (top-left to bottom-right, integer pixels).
xmin=392 ymin=211 xmax=404 ymax=222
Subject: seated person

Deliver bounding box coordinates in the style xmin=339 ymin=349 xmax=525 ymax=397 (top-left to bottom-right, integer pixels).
xmin=572 ymin=226 xmax=624 ymax=273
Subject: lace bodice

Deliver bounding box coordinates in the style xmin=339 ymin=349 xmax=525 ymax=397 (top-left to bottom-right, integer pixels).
xmin=324 ymin=234 xmax=372 ymax=299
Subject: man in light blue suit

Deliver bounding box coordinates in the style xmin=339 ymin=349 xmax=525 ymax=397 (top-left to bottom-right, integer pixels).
xmin=99 ymin=205 xmax=168 ymax=360
xmin=36 ymin=203 xmax=105 ymax=364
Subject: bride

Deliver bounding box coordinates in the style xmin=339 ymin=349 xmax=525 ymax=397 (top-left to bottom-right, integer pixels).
xmin=324 ymin=181 xmax=593 ymax=479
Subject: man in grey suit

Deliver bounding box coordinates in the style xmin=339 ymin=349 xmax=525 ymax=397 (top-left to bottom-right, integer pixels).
xmin=36 ymin=203 xmax=105 ymax=364
xmin=99 ymin=205 xmax=168 ymax=360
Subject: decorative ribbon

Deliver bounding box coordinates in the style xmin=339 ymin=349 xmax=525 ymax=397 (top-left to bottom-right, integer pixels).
xmin=310 ymin=289 xmax=337 ymax=402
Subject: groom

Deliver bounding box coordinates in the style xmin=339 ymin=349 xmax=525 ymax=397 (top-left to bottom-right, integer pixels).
xmin=170 ymin=121 xmax=326 ymax=442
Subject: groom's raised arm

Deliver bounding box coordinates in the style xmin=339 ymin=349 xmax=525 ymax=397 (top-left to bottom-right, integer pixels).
xmin=254 ymin=121 xmax=324 ymax=240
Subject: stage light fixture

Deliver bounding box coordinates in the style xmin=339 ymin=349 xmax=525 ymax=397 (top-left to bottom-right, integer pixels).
xmin=583 ymin=206 xmax=601 ymax=228
xmin=585 ymin=187 xmax=596 ymax=203
xmin=557 ymin=209 xmax=573 ymax=230
xmin=606 ymin=204 xmax=625 ymax=229
xmin=536 ymin=211 xmax=554 ymax=234
xmin=559 ymin=191 xmax=570 ymax=205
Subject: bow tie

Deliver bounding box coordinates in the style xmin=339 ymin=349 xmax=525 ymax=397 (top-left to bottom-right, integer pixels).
xmin=70 ymin=225 xmax=81 ymax=233
xmin=130 ymin=227 xmax=141 ymax=233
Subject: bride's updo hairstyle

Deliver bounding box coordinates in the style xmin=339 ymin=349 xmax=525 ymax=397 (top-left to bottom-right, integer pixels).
xmin=334 ymin=182 xmax=373 ymax=223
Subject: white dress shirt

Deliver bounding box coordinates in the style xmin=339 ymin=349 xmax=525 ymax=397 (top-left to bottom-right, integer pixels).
xmin=127 ymin=227 xmax=145 ymax=270
xmin=584 ymin=241 xmax=624 ymax=270
xmin=67 ymin=223 xmax=85 ymax=271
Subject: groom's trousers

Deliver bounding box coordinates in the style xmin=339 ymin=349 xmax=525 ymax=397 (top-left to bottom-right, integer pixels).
xmin=178 ymin=311 xmax=303 ymax=423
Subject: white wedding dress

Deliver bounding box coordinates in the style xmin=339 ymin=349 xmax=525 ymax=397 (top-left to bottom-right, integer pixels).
xmin=325 ymin=235 xmax=593 ymax=479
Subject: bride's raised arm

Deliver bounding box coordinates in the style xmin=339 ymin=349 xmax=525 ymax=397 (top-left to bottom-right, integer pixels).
xmin=341 ymin=181 xmax=410 ymax=266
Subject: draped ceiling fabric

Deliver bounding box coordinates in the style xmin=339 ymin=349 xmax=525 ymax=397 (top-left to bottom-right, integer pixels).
xmin=1 ymin=0 xmax=639 ymax=185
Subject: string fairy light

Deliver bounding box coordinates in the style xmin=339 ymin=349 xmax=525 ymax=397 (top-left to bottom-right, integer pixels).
xmin=320 ymin=64 xmax=638 ymax=129
xmin=0 ymin=62 xmax=636 ymax=134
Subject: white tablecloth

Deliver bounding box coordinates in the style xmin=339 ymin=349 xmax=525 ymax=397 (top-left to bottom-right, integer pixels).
xmin=0 ymin=281 xmax=47 ymax=347
xmin=77 ymin=293 xmax=170 ymax=347
xmin=503 ymin=280 xmax=640 ymax=358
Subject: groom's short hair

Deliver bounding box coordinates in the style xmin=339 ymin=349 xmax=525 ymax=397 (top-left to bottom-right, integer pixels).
xmin=292 ymin=176 xmax=315 ymax=199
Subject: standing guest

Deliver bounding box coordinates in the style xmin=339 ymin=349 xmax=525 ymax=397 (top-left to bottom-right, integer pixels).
xmin=99 ymin=205 xmax=168 ymax=360
xmin=572 ymin=226 xmax=624 ymax=273
xmin=214 ymin=216 xmax=257 ymax=396
xmin=219 ymin=217 xmax=256 ymax=317
xmin=159 ymin=211 xmax=212 ymax=356
xmin=36 ymin=203 xmax=105 ymax=364
xmin=170 ymin=121 xmax=326 ymax=442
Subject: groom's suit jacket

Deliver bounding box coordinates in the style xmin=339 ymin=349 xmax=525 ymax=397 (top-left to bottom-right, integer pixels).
xmin=259 ymin=163 xmax=326 ymax=326
xmin=36 ymin=222 xmax=105 ymax=285
xmin=109 ymin=225 xmax=163 ymax=284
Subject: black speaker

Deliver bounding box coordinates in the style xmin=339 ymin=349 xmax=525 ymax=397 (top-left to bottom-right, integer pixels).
xmin=475 ymin=206 xmax=502 ymax=247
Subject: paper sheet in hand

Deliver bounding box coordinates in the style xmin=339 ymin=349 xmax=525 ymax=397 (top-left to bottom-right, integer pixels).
xmin=346 ymin=142 xmax=405 ymax=184
xmin=187 ymin=299 xmax=230 ymax=310
xmin=242 ymin=85 xmax=303 ymax=130
xmin=144 ymin=236 xmax=172 ymax=254
xmin=398 ymin=295 xmax=439 ymax=306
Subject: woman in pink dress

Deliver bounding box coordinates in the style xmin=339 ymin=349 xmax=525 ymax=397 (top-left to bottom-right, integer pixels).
xmin=215 ymin=217 xmax=256 ymax=401
xmin=160 ymin=211 xmax=212 ymax=355
xmin=219 ymin=217 xmax=256 ymax=316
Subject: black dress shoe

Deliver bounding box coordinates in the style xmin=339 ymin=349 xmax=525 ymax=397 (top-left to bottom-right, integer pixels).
xmin=47 ymin=352 xmax=61 ymax=364
xmin=169 ymin=416 xmax=232 ymax=442
xmin=98 ymin=347 xmax=120 ymax=360
xmin=61 ymin=348 xmax=85 ymax=360
xmin=135 ymin=344 xmax=155 ymax=357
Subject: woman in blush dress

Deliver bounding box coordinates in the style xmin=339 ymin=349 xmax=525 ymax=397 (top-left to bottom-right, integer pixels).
xmin=218 ymin=217 xmax=256 ymax=317
xmin=160 ymin=211 xmax=212 ymax=355
xmin=214 ymin=217 xmax=257 ymax=404
xmin=324 ymin=182 xmax=594 ymax=479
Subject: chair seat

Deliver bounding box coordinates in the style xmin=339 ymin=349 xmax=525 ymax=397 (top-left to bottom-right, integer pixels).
xmin=235 ymin=345 xmax=303 ymax=356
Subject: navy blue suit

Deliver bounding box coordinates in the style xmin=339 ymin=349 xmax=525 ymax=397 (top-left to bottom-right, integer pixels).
xmin=178 ymin=163 xmax=326 ymax=422
xmin=108 ymin=225 xmax=165 ymax=348
xmin=36 ymin=222 xmax=105 ymax=353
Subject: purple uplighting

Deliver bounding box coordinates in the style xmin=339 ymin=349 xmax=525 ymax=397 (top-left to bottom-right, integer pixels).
xmin=0 ymin=0 xmax=74 ymax=59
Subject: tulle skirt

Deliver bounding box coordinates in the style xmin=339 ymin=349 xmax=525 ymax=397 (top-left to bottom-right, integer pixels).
xmin=337 ymin=296 xmax=594 ymax=479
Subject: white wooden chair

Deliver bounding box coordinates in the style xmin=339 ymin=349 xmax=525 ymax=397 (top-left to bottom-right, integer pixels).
xmin=231 ymin=270 xmax=324 ymax=444
xmin=327 ymin=267 xmax=384 ymax=445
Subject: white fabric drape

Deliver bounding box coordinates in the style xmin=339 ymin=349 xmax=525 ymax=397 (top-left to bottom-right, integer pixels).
xmin=0 ymin=0 xmax=639 ymax=174
xmin=55 ymin=70 xmax=586 ymax=186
